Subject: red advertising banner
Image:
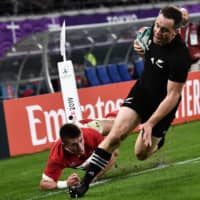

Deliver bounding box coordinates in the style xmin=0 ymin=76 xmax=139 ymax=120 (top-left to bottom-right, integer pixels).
xmin=174 ymin=71 xmax=200 ymax=124
xmin=3 ymin=71 xmax=200 ymax=156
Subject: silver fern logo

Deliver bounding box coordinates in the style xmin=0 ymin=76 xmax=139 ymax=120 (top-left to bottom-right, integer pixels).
xmin=124 ymin=97 xmax=134 ymax=104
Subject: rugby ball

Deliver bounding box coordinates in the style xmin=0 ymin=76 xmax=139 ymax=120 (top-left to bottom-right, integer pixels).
xmin=87 ymin=120 xmax=104 ymax=134
xmin=136 ymin=26 xmax=151 ymax=51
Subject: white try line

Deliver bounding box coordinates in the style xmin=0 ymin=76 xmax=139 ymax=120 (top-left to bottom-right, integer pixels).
xmin=92 ymin=156 xmax=200 ymax=187
xmin=26 ymin=156 xmax=200 ymax=200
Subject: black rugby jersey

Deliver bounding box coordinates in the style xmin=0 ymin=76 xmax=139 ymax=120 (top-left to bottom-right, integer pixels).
xmin=140 ymin=28 xmax=191 ymax=103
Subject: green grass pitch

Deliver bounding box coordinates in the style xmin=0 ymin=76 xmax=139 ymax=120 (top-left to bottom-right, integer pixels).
xmin=0 ymin=120 xmax=199 ymax=200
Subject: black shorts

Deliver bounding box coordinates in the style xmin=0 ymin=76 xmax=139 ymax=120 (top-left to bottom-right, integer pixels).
xmin=122 ymin=81 xmax=179 ymax=138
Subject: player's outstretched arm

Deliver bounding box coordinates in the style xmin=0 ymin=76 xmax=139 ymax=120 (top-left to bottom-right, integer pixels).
xmin=40 ymin=173 xmax=80 ymax=190
xmin=40 ymin=178 xmax=57 ymax=190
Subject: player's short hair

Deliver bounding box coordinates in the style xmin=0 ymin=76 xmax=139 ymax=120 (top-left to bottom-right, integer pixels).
xmin=160 ymin=6 xmax=182 ymax=29
xmin=60 ymin=123 xmax=81 ymax=140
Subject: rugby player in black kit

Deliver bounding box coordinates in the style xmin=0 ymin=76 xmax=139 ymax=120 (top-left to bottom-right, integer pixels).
xmin=69 ymin=5 xmax=191 ymax=198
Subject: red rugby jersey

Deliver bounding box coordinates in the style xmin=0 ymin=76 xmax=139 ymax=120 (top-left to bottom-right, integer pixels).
xmin=43 ymin=128 xmax=104 ymax=181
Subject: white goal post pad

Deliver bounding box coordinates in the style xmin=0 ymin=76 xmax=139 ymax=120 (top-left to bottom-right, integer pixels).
xmin=57 ymin=60 xmax=82 ymax=123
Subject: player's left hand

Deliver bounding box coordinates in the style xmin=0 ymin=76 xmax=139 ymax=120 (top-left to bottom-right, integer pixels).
xmin=68 ymin=181 xmax=89 ymax=198
xmin=67 ymin=173 xmax=81 ymax=187
xmin=140 ymin=123 xmax=153 ymax=147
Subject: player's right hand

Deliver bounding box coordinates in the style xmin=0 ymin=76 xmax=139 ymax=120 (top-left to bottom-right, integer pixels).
xmin=67 ymin=173 xmax=81 ymax=187
xmin=133 ymin=40 xmax=145 ymax=56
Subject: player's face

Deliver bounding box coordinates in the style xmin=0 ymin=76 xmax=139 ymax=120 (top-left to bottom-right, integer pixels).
xmin=181 ymin=9 xmax=189 ymax=26
xmin=153 ymin=13 xmax=177 ymax=45
xmin=62 ymin=134 xmax=85 ymax=156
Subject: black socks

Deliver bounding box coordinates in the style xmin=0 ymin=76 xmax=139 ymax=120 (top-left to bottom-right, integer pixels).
xmin=82 ymin=147 xmax=112 ymax=186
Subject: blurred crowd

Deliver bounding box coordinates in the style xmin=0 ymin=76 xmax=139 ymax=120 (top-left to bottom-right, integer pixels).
xmin=0 ymin=0 xmax=185 ymax=16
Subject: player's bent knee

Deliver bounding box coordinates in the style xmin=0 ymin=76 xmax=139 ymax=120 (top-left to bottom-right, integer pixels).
xmin=135 ymin=151 xmax=148 ymax=161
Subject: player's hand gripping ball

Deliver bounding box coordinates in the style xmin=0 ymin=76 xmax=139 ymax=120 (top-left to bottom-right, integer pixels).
xmin=136 ymin=26 xmax=151 ymax=52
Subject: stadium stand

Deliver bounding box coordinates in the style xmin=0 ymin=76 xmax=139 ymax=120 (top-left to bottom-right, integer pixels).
xmin=0 ymin=0 xmax=189 ymax=16
xmin=0 ymin=0 xmax=199 ymax=98
xmin=84 ymin=67 xmax=101 ymax=86
xmin=96 ymin=65 xmax=112 ymax=84
xmin=107 ymin=64 xmax=122 ymax=83
xmin=117 ymin=63 xmax=132 ymax=81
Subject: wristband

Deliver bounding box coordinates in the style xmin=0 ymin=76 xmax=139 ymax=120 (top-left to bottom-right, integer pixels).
xmin=57 ymin=181 xmax=68 ymax=189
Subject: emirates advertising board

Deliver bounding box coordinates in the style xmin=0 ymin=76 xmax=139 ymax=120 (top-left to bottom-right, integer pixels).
xmin=3 ymin=71 xmax=200 ymax=156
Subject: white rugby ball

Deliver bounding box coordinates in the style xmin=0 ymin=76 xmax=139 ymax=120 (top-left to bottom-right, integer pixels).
xmin=87 ymin=120 xmax=104 ymax=134
xmin=136 ymin=26 xmax=151 ymax=51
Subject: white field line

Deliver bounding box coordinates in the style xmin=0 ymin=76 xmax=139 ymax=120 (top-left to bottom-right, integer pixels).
xmin=26 ymin=156 xmax=200 ymax=200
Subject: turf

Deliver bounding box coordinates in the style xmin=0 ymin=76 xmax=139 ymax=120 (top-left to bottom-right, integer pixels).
xmin=0 ymin=120 xmax=199 ymax=200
